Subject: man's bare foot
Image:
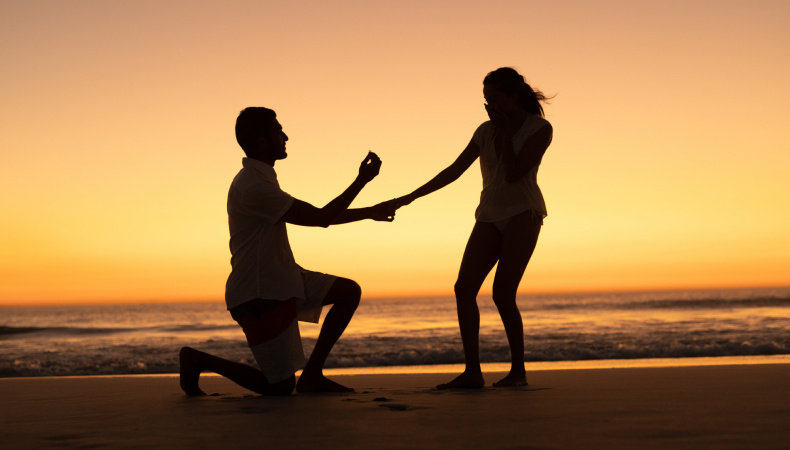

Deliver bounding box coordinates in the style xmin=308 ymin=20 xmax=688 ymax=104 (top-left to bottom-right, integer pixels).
xmin=436 ymin=371 xmax=485 ymax=390
xmin=179 ymin=347 xmax=206 ymax=396
xmin=296 ymin=373 xmax=354 ymax=393
xmin=492 ymin=371 xmax=528 ymax=387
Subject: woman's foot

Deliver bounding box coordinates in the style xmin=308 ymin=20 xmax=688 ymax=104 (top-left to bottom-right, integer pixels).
xmin=179 ymin=347 xmax=207 ymax=396
xmin=492 ymin=370 xmax=527 ymax=387
xmin=436 ymin=370 xmax=485 ymax=390
xmin=296 ymin=372 xmax=354 ymax=393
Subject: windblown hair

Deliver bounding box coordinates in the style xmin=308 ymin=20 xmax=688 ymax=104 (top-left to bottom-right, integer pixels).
xmin=235 ymin=107 xmax=277 ymax=155
xmin=483 ymin=67 xmax=551 ymax=118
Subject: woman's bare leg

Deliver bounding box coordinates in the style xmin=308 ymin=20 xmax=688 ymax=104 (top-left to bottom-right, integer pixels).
xmin=179 ymin=346 xmax=294 ymax=396
xmin=491 ymin=214 xmax=541 ymax=387
xmin=437 ymin=222 xmax=501 ymax=389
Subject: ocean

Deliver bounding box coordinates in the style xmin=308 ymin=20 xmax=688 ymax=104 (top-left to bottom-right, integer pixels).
xmin=2 ymin=287 xmax=789 ymax=377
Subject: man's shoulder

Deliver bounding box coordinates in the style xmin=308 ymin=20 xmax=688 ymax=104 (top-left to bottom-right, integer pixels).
xmin=230 ymin=166 xmax=292 ymax=205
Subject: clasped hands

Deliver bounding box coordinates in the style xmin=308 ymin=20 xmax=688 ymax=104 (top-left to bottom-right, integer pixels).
xmin=358 ymin=152 xmax=414 ymax=223
xmin=370 ymin=195 xmax=413 ymax=222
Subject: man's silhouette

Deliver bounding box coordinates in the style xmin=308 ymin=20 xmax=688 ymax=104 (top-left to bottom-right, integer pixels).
xmin=180 ymin=107 xmax=394 ymax=395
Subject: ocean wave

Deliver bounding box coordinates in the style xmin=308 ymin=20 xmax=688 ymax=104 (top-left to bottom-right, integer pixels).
xmin=0 ymin=325 xmax=130 ymax=338
xmin=2 ymin=332 xmax=787 ymax=378
xmin=529 ymin=296 xmax=790 ymax=312
xmin=3 ymin=288 xmax=788 ymax=377
xmin=0 ymin=324 xmax=238 ymax=339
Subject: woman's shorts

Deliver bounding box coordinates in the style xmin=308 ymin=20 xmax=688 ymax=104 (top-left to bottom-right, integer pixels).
xmin=490 ymin=210 xmax=544 ymax=234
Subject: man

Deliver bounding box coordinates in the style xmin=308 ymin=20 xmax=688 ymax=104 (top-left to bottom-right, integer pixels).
xmin=180 ymin=107 xmax=395 ymax=395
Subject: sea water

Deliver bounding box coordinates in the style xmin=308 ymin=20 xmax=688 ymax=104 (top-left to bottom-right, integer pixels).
xmin=1 ymin=287 xmax=789 ymax=377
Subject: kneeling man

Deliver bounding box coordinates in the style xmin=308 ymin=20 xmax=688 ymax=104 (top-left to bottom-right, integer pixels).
xmin=180 ymin=107 xmax=394 ymax=395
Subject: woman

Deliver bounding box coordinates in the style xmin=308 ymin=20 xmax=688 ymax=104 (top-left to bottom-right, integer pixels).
xmin=395 ymin=67 xmax=553 ymax=388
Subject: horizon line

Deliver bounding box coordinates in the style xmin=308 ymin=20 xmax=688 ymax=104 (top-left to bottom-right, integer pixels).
xmin=2 ymin=283 xmax=788 ymax=307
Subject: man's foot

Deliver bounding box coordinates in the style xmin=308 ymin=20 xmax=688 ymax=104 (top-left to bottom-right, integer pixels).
xmin=436 ymin=370 xmax=485 ymax=390
xmin=179 ymin=347 xmax=207 ymax=396
xmin=492 ymin=371 xmax=527 ymax=387
xmin=296 ymin=373 xmax=354 ymax=393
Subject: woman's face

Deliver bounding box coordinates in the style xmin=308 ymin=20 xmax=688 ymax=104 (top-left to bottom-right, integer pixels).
xmin=483 ymin=84 xmax=519 ymax=116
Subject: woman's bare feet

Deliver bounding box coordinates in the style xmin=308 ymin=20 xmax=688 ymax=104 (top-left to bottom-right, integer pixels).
xmin=436 ymin=370 xmax=485 ymax=390
xmin=179 ymin=347 xmax=207 ymax=396
xmin=492 ymin=370 xmax=527 ymax=387
xmin=296 ymin=372 xmax=354 ymax=393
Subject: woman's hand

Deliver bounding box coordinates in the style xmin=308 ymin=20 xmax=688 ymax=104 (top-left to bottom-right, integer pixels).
xmin=370 ymin=200 xmax=398 ymax=222
xmin=485 ymin=104 xmax=517 ymax=138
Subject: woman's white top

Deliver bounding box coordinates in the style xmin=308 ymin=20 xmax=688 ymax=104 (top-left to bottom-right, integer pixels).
xmin=472 ymin=115 xmax=552 ymax=223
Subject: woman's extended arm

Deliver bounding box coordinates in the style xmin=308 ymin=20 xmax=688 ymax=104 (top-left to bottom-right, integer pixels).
xmin=396 ymin=138 xmax=480 ymax=207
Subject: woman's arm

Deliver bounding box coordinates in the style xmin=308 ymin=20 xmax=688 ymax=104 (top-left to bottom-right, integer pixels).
xmin=397 ymin=138 xmax=480 ymax=206
xmin=499 ymin=123 xmax=552 ymax=183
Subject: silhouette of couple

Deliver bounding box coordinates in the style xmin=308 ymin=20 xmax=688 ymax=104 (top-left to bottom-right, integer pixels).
xmin=180 ymin=67 xmax=553 ymax=395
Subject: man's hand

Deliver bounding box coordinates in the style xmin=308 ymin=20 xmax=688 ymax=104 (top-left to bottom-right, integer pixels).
xmin=370 ymin=200 xmax=398 ymax=222
xmin=358 ymin=151 xmax=382 ymax=184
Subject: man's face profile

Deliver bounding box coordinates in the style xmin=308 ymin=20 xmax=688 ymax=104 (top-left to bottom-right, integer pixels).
xmin=260 ymin=119 xmax=288 ymax=161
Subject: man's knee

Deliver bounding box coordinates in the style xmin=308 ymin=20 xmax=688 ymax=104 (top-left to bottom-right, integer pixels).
xmin=346 ymin=279 xmax=362 ymax=302
xmin=332 ymin=278 xmax=361 ymax=309
xmin=264 ymin=375 xmax=295 ymax=396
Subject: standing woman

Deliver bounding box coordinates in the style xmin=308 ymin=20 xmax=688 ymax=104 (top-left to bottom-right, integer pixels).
xmin=395 ymin=67 xmax=553 ymax=388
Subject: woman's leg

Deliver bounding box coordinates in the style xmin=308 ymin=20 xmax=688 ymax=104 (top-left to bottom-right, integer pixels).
xmin=490 ymin=213 xmax=541 ymax=387
xmin=437 ymin=221 xmax=502 ymax=389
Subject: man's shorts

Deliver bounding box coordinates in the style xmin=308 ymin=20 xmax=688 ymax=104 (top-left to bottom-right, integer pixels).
xmin=230 ymin=269 xmax=337 ymax=383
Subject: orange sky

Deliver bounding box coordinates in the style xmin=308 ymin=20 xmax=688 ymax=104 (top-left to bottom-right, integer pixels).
xmin=2 ymin=1 xmax=789 ymax=305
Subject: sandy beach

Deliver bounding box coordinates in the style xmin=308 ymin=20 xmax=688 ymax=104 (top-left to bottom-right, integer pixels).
xmin=2 ymin=361 xmax=789 ymax=449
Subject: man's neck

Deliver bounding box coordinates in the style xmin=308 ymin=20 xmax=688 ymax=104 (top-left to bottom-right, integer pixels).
xmin=248 ymin=154 xmax=275 ymax=167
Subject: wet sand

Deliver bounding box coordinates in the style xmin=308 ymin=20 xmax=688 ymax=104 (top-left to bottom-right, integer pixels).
xmin=2 ymin=363 xmax=789 ymax=449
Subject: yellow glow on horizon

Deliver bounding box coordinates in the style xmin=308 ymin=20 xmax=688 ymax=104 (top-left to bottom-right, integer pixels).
xmin=2 ymin=1 xmax=789 ymax=305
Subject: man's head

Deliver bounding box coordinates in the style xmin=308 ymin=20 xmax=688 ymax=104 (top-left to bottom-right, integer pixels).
xmin=235 ymin=107 xmax=289 ymax=164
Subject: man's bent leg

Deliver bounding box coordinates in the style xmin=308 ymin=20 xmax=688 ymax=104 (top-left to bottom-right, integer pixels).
xmin=179 ymin=346 xmax=294 ymax=396
xmin=296 ymin=277 xmax=360 ymax=393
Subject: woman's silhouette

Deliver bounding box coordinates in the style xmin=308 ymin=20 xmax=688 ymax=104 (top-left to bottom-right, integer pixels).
xmin=395 ymin=68 xmax=553 ymax=388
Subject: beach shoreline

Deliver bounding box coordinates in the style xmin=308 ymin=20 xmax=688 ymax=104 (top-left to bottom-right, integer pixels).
xmin=3 ymin=359 xmax=788 ymax=449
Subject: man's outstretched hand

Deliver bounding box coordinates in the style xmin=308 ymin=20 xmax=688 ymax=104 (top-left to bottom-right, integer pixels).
xmin=358 ymin=151 xmax=382 ymax=184
xmin=370 ymin=200 xmax=398 ymax=222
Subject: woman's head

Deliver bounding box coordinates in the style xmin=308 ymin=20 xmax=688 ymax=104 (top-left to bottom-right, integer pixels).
xmin=483 ymin=67 xmax=549 ymax=118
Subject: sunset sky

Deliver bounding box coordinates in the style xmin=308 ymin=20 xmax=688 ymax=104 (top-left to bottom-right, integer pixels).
xmin=2 ymin=1 xmax=789 ymax=305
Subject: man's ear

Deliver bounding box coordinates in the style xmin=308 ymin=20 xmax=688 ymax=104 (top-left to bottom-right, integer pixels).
xmin=253 ymin=135 xmax=268 ymax=156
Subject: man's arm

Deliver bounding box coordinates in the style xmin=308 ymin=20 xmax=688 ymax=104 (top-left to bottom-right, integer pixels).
xmin=333 ymin=201 xmax=396 ymax=224
xmin=280 ymin=152 xmax=383 ymax=227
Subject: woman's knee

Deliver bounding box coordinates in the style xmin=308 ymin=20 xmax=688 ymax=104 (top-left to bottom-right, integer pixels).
xmin=454 ymin=280 xmax=478 ymax=303
xmin=491 ymin=287 xmax=518 ymax=308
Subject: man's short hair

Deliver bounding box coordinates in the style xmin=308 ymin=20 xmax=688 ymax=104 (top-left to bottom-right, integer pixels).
xmin=235 ymin=107 xmax=277 ymax=155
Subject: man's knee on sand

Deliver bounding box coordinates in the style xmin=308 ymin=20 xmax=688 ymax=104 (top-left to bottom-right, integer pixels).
xmin=259 ymin=375 xmax=296 ymax=396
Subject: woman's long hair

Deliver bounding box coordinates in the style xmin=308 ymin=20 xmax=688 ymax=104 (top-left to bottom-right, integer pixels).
xmin=483 ymin=67 xmax=551 ymax=118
